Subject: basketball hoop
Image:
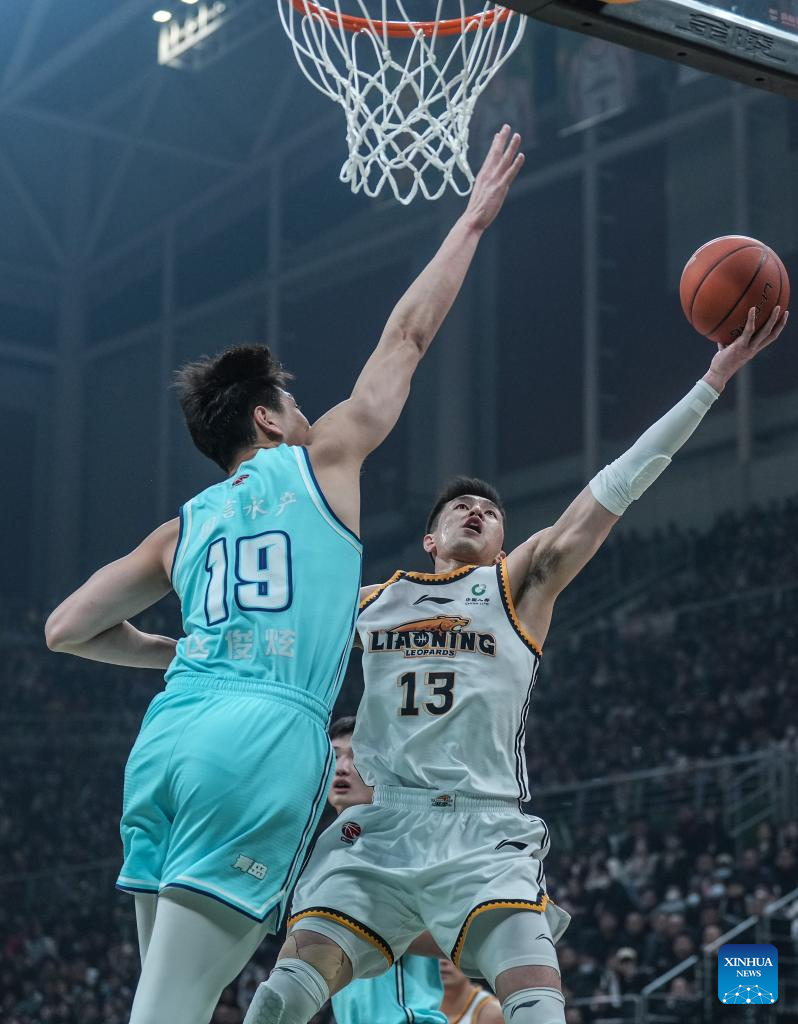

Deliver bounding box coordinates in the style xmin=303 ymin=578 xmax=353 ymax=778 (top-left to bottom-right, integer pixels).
xmin=277 ymin=2 xmax=526 ymax=203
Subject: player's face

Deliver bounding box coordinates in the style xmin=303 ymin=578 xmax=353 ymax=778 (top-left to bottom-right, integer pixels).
xmin=438 ymin=958 xmax=468 ymax=992
xmin=425 ymin=495 xmax=505 ymax=566
xmin=329 ymin=734 xmax=373 ymax=813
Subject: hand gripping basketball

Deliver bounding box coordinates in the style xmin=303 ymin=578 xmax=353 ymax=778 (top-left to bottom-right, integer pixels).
xmin=464 ymin=125 xmax=524 ymax=232
xmin=705 ymin=304 xmax=789 ymax=392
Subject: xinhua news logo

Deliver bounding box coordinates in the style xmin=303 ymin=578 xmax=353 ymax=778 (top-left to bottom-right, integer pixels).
xmin=718 ymin=943 xmax=778 ymax=1005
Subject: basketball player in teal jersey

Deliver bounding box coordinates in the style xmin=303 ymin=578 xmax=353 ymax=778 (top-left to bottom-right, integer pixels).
xmin=245 ymin=303 xmax=788 ymax=1024
xmin=326 ymin=716 xmax=447 ymax=1024
xmin=44 ymin=126 xmax=525 ymax=1024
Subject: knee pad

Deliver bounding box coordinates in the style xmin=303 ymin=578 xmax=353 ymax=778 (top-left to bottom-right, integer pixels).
xmin=501 ymin=988 xmax=565 ymax=1024
xmin=243 ymin=960 xmax=328 ymax=1024
xmin=288 ymin=915 xmax=390 ymax=980
xmin=471 ymin=911 xmax=560 ymax=990
xmin=281 ymin=929 xmax=350 ymax=990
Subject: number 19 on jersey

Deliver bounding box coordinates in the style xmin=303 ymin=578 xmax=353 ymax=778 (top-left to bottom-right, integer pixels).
xmin=204 ymin=530 xmax=293 ymax=625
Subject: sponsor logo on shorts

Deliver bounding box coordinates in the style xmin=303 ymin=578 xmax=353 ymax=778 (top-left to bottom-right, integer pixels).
xmin=340 ymin=822 xmax=362 ymax=845
xmin=495 ymin=839 xmax=528 ymax=852
xmin=231 ymin=854 xmax=267 ymax=880
xmin=367 ymin=616 xmax=496 ymax=659
xmin=431 ymin=794 xmax=454 ymax=808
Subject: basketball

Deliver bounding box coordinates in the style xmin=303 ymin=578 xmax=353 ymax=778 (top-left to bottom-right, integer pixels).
xmin=679 ymin=236 xmax=790 ymax=345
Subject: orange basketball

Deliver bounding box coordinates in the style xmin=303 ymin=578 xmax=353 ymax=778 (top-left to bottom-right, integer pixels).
xmin=679 ymin=236 xmax=790 ymax=345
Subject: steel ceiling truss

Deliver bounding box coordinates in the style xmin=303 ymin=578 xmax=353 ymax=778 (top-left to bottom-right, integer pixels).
xmin=0 ymin=0 xmax=308 ymax=292
xmin=1 ymin=0 xmax=54 ymax=93
xmin=0 ymin=145 xmax=62 ymax=265
xmin=1 ymin=0 xmax=155 ymax=110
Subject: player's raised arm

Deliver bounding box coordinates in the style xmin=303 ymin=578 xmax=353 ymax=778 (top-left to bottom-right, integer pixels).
xmin=506 ymin=304 xmax=788 ymax=645
xmin=308 ymin=126 xmax=524 ymax=469
xmin=44 ymin=519 xmax=179 ymax=668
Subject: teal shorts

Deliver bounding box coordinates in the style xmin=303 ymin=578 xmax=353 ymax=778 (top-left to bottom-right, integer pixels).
xmin=116 ymin=674 xmax=334 ymax=926
xmin=331 ymin=955 xmax=446 ymax=1024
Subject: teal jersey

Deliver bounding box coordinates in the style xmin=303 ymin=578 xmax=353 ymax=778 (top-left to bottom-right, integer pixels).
xmin=166 ymin=445 xmax=362 ymax=708
xmin=332 ymin=956 xmax=446 ymax=1024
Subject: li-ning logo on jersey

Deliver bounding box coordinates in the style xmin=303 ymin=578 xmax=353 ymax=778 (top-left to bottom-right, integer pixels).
xmin=367 ymin=616 xmax=496 ymax=659
xmin=340 ymin=822 xmax=362 ymax=845
xmin=231 ymin=474 xmax=250 ymax=487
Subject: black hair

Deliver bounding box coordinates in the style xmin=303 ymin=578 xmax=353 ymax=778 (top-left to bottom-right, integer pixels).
xmin=329 ymin=716 xmax=357 ymax=740
xmin=173 ymin=344 xmax=292 ymax=472
xmin=425 ymin=475 xmax=506 ymax=535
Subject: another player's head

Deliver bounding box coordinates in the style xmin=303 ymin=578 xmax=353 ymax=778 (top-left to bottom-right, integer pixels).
xmin=328 ymin=716 xmax=372 ymax=814
xmin=439 ymin=958 xmax=472 ymax=1001
xmin=424 ymin=476 xmax=506 ymax=568
xmin=174 ymin=344 xmax=310 ymax=472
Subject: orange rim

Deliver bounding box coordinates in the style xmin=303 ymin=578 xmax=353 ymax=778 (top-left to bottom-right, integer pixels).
xmin=288 ymin=1 xmax=512 ymax=38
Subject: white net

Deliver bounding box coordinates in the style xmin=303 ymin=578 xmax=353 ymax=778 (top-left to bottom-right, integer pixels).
xmin=277 ymin=1 xmax=526 ymax=204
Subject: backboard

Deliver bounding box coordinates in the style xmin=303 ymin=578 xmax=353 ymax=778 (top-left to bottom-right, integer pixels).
xmin=505 ymin=1 xmax=798 ymax=99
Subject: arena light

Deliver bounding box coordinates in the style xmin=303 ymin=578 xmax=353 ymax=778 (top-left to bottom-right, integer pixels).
xmin=157 ymin=0 xmax=234 ymax=68
xmin=152 ymin=9 xmax=172 ymax=22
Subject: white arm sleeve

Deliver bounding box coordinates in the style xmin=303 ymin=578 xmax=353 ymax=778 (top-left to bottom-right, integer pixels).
xmin=589 ymin=380 xmax=720 ymax=516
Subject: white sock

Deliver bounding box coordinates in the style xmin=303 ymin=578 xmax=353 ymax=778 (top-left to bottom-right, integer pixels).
xmin=243 ymin=959 xmax=329 ymax=1024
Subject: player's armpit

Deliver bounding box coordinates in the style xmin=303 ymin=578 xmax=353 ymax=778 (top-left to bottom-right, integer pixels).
xmin=506 ymin=489 xmax=619 ymax=643
xmin=45 ymin=519 xmax=179 ymax=667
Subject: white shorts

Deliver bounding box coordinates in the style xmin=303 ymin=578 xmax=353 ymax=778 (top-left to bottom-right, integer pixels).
xmin=289 ymin=786 xmax=570 ymax=977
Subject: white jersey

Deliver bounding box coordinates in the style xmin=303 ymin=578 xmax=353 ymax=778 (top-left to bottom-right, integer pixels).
xmin=449 ymin=986 xmax=500 ymax=1024
xmin=353 ymin=561 xmax=541 ymax=803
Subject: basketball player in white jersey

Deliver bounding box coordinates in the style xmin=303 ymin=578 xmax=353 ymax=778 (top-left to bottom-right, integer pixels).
xmin=440 ymin=960 xmax=502 ymax=1024
xmin=244 ymin=307 xmax=787 ymax=1024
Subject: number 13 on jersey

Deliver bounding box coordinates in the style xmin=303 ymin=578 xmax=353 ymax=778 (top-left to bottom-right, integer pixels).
xmin=204 ymin=530 xmax=293 ymax=625
xmin=397 ymin=671 xmax=455 ymax=716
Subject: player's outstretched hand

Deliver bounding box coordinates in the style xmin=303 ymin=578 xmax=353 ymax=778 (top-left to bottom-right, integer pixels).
xmin=704 ymin=304 xmax=789 ymax=392
xmin=465 ymin=124 xmax=524 ymax=232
